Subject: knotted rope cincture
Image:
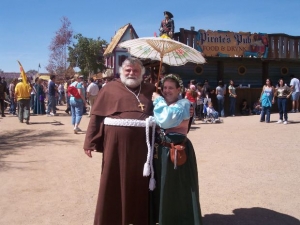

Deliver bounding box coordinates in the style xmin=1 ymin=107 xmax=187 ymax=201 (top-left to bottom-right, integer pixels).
xmin=104 ymin=117 xmax=157 ymax=191
xmin=144 ymin=116 xmax=156 ymax=191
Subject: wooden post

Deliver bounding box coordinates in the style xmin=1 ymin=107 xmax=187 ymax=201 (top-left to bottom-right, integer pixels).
xmin=150 ymin=66 xmax=155 ymax=84
xmin=274 ymin=37 xmax=279 ymax=58
xmin=217 ymin=61 xmax=224 ymax=82
xmin=295 ymin=39 xmax=299 ymax=59
xmin=179 ymin=28 xmax=185 ymax=44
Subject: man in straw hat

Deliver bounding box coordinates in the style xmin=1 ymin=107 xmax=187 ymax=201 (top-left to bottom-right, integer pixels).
xmin=101 ymin=69 xmax=114 ymax=87
xmin=159 ymin=11 xmax=175 ymax=38
xmin=83 ymin=57 xmax=156 ymax=225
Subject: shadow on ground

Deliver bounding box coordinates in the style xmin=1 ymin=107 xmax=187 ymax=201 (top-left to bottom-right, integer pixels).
xmin=30 ymin=120 xmax=64 ymax=125
xmin=203 ymin=207 xmax=300 ymax=225
xmin=0 ymin=129 xmax=76 ymax=170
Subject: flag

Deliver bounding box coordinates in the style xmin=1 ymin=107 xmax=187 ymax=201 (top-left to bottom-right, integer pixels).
xmin=38 ymin=63 xmax=41 ymax=68
xmin=17 ymin=61 xmax=28 ymax=85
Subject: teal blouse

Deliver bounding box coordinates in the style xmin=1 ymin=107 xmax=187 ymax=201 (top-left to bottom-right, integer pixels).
xmin=153 ymin=96 xmax=191 ymax=129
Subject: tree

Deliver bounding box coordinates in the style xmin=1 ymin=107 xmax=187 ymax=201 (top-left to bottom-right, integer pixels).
xmin=68 ymin=34 xmax=107 ymax=77
xmin=46 ymin=17 xmax=73 ymax=78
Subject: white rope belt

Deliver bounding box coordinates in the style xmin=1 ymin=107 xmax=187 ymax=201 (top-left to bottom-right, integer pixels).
xmin=104 ymin=117 xmax=156 ymax=127
xmin=104 ymin=117 xmax=157 ymax=191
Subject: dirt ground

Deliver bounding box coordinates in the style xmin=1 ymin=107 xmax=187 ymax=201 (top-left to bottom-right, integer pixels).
xmin=0 ymin=106 xmax=299 ymax=225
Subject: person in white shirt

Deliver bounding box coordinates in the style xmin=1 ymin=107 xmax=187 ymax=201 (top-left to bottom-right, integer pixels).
xmin=86 ymin=78 xmax=99 ymax=117
xmin=58 ymin=82 xmax=65 ymax=105
xmin=289 ymin=74 xmax=300 ymax=113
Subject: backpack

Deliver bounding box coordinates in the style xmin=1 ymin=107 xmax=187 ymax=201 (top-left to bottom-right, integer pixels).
xmin=67 ymin=82 xmax=81 ymax=99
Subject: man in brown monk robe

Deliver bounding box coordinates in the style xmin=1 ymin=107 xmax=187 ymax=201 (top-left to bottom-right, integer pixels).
xmin=83 ymin=57 xmax=156 ymax=225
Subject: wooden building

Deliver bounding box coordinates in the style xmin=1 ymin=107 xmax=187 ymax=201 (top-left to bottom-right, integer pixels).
xmin=171 ymin=28 xmax=300 ymax=88
xmin=103 ymin=23 xmax=138 ymax=77
xmin=170 ymin=28 xmax=300 ymax=113
xmin=103 ymin=24 xmax=299 ymax=113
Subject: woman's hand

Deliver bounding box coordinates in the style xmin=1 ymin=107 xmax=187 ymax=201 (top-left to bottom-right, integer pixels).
xmin=152 ymin=92 xmax=161 ymax=101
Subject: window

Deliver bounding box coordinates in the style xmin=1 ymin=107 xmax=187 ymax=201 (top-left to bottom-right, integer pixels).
xmin=194 ymin=65 xmax=203 ymax=75
xmin=238 ymin=65 xmax=246 ymax=75
xmin=118 ymin=55 xmax=127 ymax=66
xmin=281 ymin=67 xmax=289 ymax=76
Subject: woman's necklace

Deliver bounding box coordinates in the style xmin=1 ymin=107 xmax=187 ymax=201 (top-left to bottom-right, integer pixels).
xmin=124 ymin=84 xmax=145 ymax=111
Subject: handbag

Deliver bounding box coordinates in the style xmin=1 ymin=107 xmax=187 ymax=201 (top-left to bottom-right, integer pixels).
xmin=169 ymin=143 xmax=187 ymax=167
xmin=162 ymin=139 xmax=187 ymax=167
xmin=67 ymin=83 xmax=81 ymax=99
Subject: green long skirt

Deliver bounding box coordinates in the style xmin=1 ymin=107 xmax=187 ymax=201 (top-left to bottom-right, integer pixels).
xmin=151 ymin=133 xmax=203 ymax=225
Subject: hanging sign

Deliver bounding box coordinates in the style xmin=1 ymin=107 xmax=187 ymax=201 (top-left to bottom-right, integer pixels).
xmin=196 ymin=29 xmax=268 ymax=58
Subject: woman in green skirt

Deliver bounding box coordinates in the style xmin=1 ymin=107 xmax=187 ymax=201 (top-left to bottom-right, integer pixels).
xmin=151 ymin=74 xmax=203 ymax=225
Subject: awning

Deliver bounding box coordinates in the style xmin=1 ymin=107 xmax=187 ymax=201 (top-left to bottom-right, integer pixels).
xmin=38 ymin=75 xmax=50 ymax=80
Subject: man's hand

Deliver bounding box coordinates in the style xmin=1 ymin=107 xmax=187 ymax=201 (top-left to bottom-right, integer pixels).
xmin=84 ymin=149 xmax=93 ymax=158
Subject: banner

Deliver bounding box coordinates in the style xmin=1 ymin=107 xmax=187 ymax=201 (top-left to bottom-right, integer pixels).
xmin=196 ymin=30 xmax=268 ymax=58
xmin=17 ymin=61 xmax=28 ymax=84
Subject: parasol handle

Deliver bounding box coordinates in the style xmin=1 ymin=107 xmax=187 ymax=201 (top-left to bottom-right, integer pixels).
xmin=156 ymin=55 xmax=163 ymax=93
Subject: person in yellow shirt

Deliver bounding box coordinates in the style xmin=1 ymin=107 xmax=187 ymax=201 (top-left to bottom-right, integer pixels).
xmin=15 ymin=78 xmax=32 ymax=124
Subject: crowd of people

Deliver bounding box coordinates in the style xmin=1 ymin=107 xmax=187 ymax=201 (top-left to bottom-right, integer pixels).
xmin=0 ymin=75 xmax=104 ymax=126
xmin=177 ymin=75 xmax=300 ymax=125
xmin=1 ymin=71 xmax=300 ymax=127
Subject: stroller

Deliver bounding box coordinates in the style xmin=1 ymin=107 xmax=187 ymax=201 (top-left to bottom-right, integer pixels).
xmin=203 ymin=98 xmax=222 ymax=123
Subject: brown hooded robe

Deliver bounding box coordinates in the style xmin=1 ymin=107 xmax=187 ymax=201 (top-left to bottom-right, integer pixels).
xmin=84 ymin=80 xmax=155 ymax=225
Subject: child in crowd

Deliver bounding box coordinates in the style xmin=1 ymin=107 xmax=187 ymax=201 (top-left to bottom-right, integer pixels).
xmin=196 ymin=83 xmax=203 ymax=120
xmin=252 ymin=97 xmax=262 ymax=115
xmin=185 ymin=84 xmax=198 ymax=123
xmin=240 ymin=99 xmax=251 ymax=115
xmin=206 ymin=102 xmax=219 ymax=119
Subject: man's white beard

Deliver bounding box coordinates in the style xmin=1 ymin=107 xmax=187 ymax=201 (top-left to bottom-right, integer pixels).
xmin=120 ymin=74 xmax=143 ymax=88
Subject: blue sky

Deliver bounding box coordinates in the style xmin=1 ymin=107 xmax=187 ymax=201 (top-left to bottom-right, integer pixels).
xmin=1 ymin=0 xmax=299 ymax=73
